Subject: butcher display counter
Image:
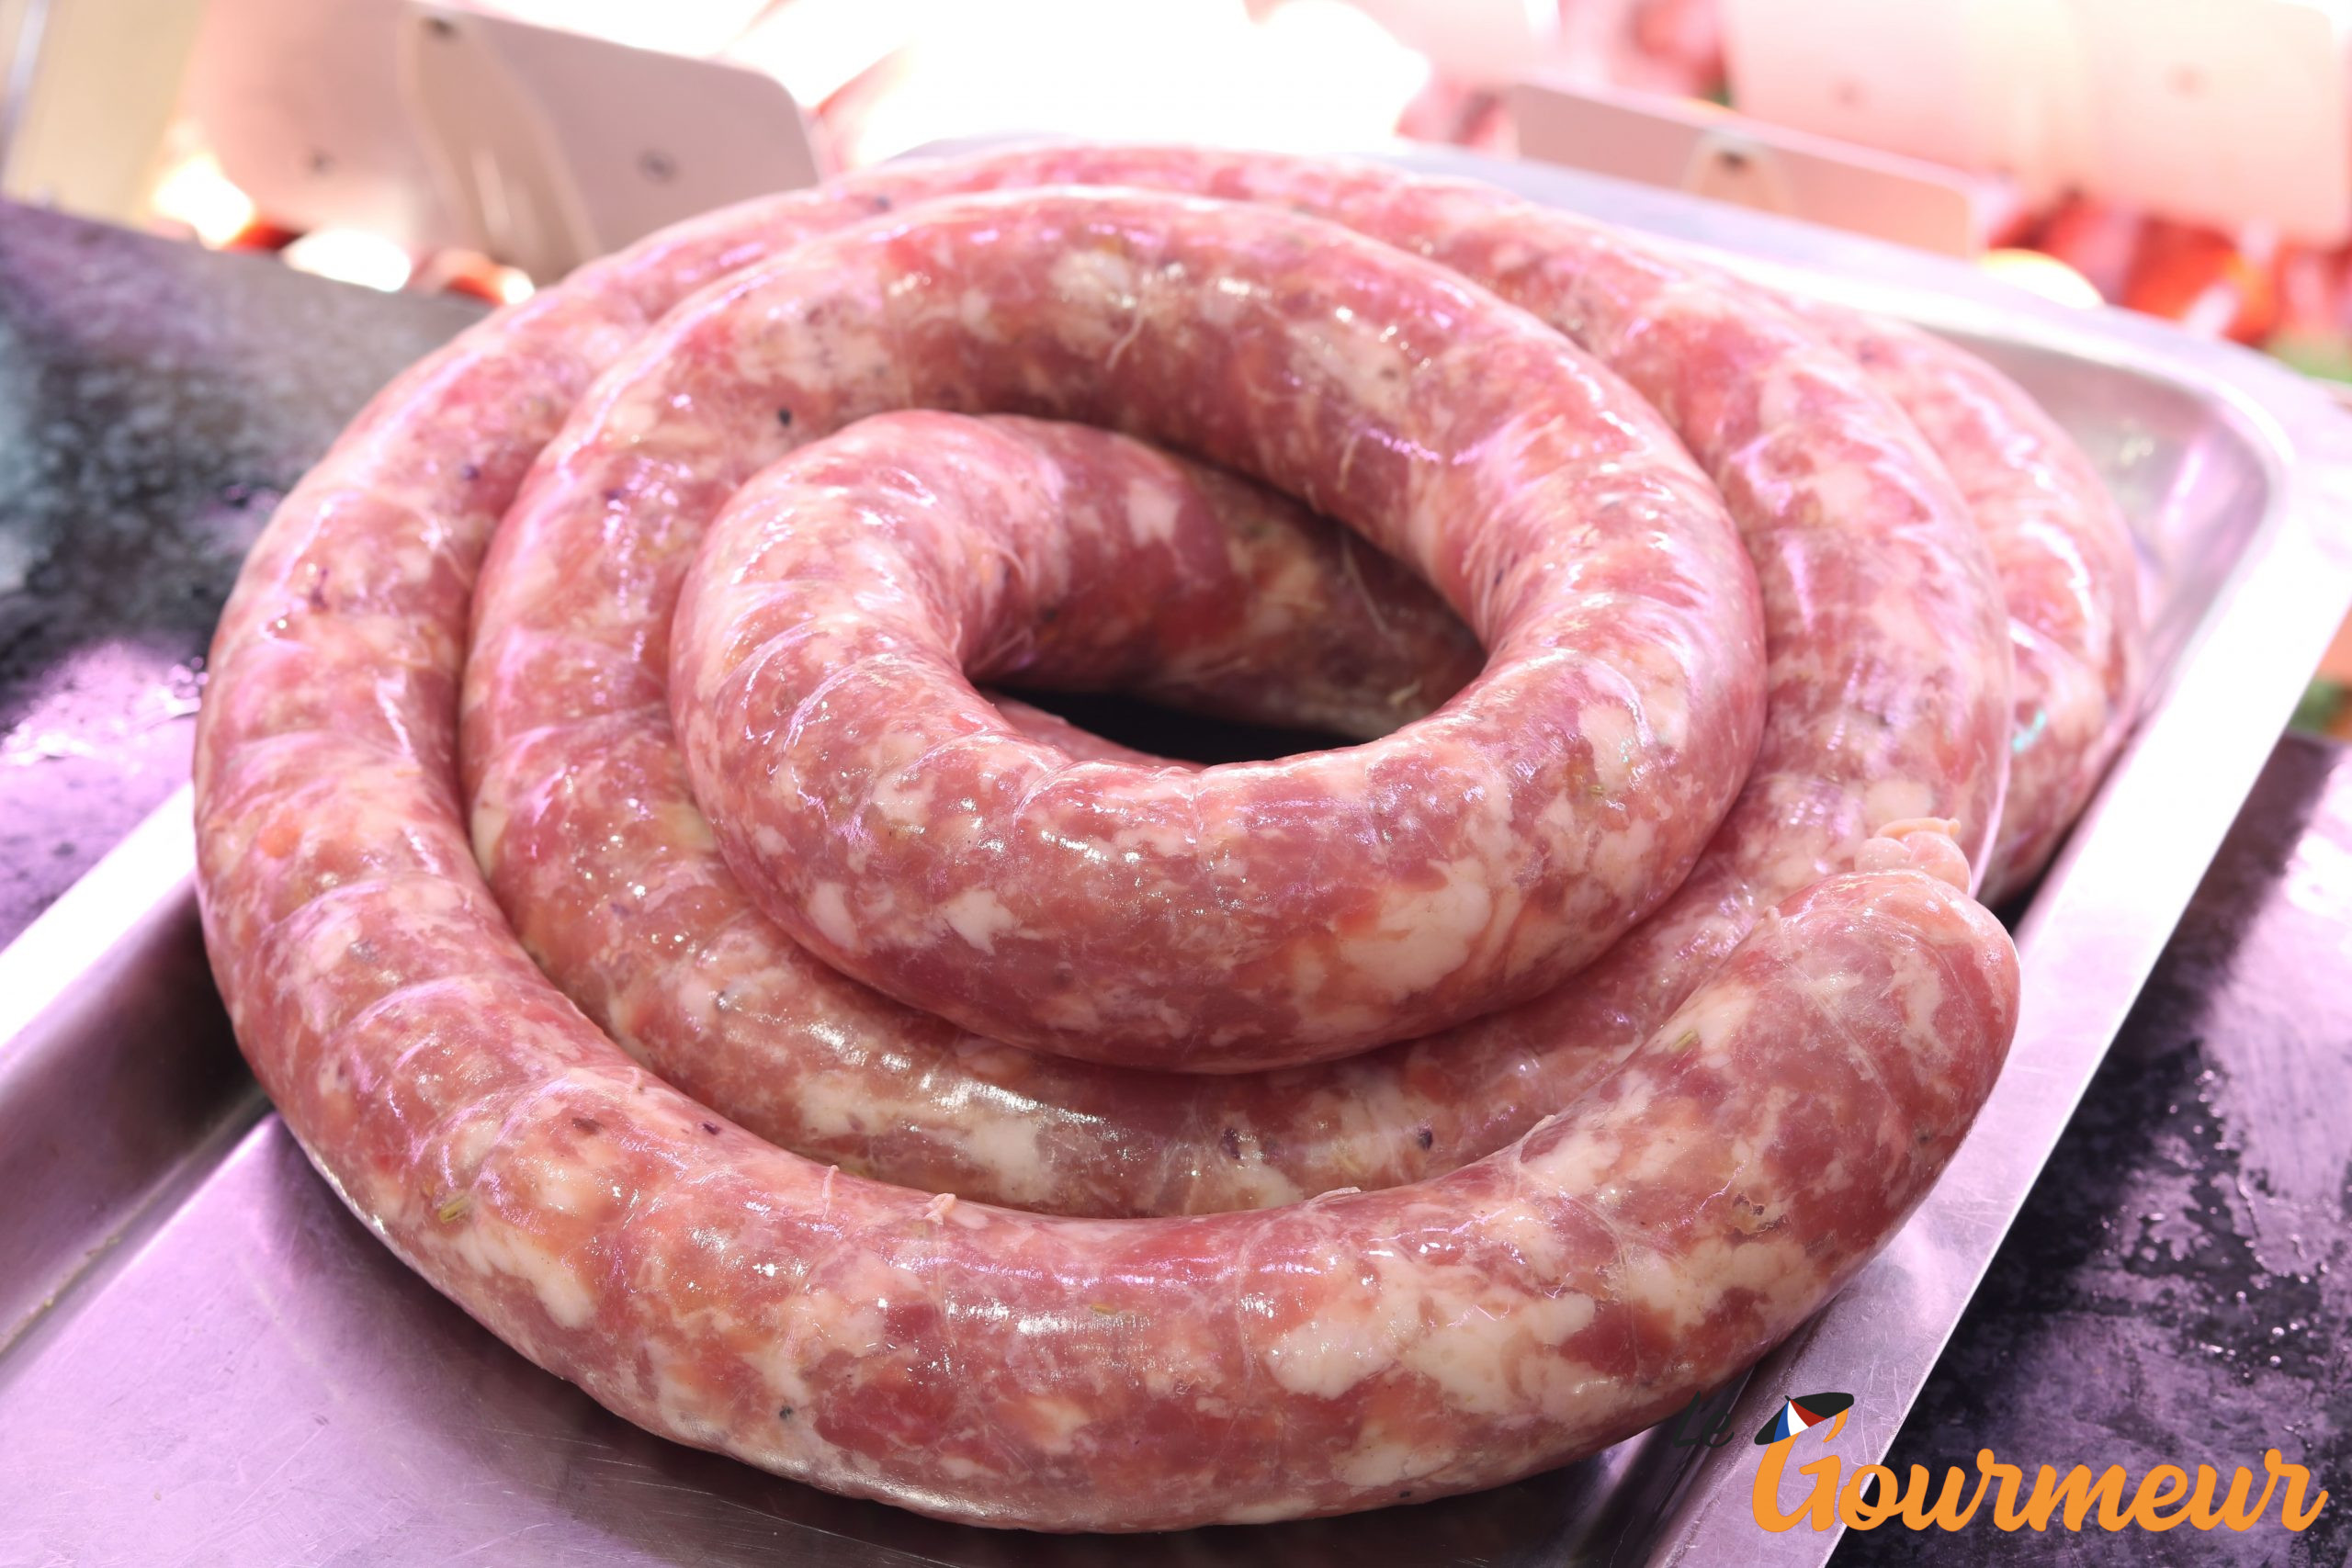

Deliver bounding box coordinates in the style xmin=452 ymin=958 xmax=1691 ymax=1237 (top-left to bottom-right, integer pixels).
xmin=1 ymin=144 xmax=2347 ymax=1566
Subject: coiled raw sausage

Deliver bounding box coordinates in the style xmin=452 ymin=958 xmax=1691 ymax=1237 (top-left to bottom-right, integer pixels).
xmin=195 ymin=148 xmax=2030 ymax=1528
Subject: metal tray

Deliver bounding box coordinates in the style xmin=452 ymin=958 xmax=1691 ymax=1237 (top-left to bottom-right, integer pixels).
xmin=5 ymin=147 xmax=2351 ymax=1567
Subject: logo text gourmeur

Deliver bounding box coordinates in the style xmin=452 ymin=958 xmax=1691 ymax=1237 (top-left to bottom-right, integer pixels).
xmin=1753 ymin=1426 xmax=2327 ymax=1534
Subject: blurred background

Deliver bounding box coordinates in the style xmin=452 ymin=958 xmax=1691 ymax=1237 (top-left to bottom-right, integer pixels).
xmin=6 ymin=0 xmax=2352 ymax=724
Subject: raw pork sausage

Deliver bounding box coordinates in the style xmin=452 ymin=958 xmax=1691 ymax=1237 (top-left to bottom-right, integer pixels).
xmin=193 ymin=148 xmax=2031 ymax=1528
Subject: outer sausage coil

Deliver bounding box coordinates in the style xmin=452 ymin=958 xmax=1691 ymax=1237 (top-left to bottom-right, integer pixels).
xmin=1786 ymin=304 xmax=2144 ymax=900
xmin=194 ymin=148 xmax=2082 ymax=1529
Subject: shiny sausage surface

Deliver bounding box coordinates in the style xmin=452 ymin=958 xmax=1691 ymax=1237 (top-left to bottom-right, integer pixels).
xmin=194 ymin=148 xmax=2029 ymax=1529
xmin=1790 ymin=303 xmax=2143 ymax=899
xmin=567 ymin=190 xmax=1764 ymax=1068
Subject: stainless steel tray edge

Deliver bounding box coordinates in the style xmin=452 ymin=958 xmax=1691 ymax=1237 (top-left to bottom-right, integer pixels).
xmin=0 ymin=783 xmax=264 ymax=1362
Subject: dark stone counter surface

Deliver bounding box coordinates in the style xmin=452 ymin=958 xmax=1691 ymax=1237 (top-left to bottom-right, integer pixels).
xmin=1840 ymin=734 xmax=2351 ymax=1566
xmin=3 ymin=199 xmax=2345 ymax=1563
xmin=0 ymin=201 xmax=478 ymax=943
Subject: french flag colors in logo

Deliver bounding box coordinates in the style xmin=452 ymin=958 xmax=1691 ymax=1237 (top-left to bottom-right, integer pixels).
xmin=1753 ymin=1391 xmax=1856 ymax=1445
